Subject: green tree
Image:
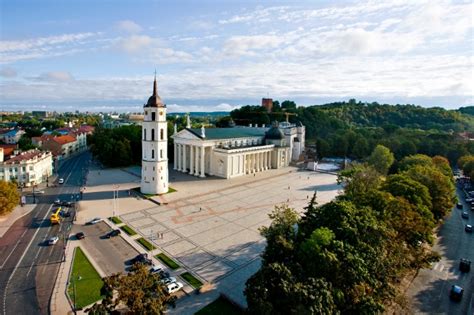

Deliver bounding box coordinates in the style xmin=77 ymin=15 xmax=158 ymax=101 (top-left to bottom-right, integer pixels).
xmin=398 ymin=154 xmax=433 ymax=172
xmin=0 ymin=181 xmax=20 ymax=215
xmin=87 ymin=264 xmax=174 ymax=314
xmin=18 ymin=135 xmax=36 ymax=151
xmin=367 ymin=145 xmax=394 ymax=175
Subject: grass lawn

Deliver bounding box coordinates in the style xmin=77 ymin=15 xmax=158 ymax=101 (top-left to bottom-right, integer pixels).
xmin=120 ymin=225 xmax=137 ymax=236
xmin=67 ymin=247 xmax=104 ymax=309
xmin=136 ymin=237 xmax=156 ymax=251
xmin=195 ymin=296 xmax=244 ymax=315
xmin=155 ymin=253 xmax=180 ymax=270
xmin=180 ymin=272 xmax=203 ymax=288
xmin=109 ymin=216 xmax=122 ymax=224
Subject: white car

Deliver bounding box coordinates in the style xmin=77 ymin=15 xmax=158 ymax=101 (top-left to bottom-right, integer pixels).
xmin=150 ymin=265 xmax=164 ymax=274
xmin=58 ymin=178 xmax=64 ymax=184
xmin=166 ymin=281 xmax=183 ymax=294
xmin=160 ymin=276 xmax=177 ymax=285
xmin=87 ymin=217 xmax=102 ymax=225
xmin=48 ymin=236 xmax=59 ymax=245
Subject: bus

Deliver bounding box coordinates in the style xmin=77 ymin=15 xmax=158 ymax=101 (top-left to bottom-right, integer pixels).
xmin=51 ymin=207 xmax=62 ymax=225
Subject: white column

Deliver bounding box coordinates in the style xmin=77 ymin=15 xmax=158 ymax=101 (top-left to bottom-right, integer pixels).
xmin=265 ymin=151 xmax=269 ymax=170
xmin=200 ymin=146 xmax=206 ymax=178
xmin=257 ymin=152 xmax=261 ymax=172
xmin=182 ymin=145 xmax=187 ymax=172
xmin=173 ymin=143 xmax=177 ymax=170
xmin=268 ymin=151 xmax=271 ymax=169
xmin=177 ymin=144 xmax=182 ymax=171
xmin=252 ymin=154 xmax=255 ymax=173
xmin=260 ymin=152 xmax=263 ymax=171
xmin=194 ymin=146 xmax=199 ymax=176
xmin=189 ymin=145 xmax=194 ymax=174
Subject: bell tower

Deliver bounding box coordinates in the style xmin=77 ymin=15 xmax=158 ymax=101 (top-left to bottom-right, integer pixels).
xmin=141 ymin=73 xmax=169 ymax=194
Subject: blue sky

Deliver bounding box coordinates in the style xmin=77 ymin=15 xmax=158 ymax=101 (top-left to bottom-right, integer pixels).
xmin=0 ymin=0 xmax=472 ymax=112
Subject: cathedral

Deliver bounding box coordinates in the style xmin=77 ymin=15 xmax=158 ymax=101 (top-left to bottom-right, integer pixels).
xmin=141 ymin=77 xmax=305 ymax=193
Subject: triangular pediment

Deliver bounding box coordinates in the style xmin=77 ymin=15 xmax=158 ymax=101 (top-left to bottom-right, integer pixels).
xmin=172 ymin=129 xmax=202 ymax=140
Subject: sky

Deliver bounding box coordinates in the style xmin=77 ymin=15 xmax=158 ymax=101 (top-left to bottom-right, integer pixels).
xmin=0 ymin=0 xmax=473 ymax=113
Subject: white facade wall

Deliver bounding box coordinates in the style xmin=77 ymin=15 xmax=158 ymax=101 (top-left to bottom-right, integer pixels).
xmin=0 ymin=151 xmax=53 ymax=187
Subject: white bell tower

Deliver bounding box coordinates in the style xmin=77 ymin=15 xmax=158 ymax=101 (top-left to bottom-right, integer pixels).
xmin=141 ymin=74 xmax=169 ymax=194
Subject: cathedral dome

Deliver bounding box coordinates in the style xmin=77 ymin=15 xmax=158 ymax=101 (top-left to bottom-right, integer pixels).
xmin=144 ymin=74 xmax=165 ymax=108
xmin=265 ymin=121 xmax=284 ymax=140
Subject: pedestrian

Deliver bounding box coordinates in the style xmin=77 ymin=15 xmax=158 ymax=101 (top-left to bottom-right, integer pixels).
xmin=306 ymin=195 xmax=308 ymax=199
xmin=287 ymin=198 xmax=289 ymax=202
xmin=199 ymin=207 xmax=202 ymax=211
xmin=160 ymin=233 xmax=164 ymax=239
xmin=254 ymin=173 xmax=256 ymax=177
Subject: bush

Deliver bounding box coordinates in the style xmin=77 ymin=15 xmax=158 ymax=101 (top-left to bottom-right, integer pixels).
xmin=155 ymin=253 xmax=180 ymax=270
xmin=120 ymin=225 xmax=137 ymax=236
xmin=180 ymin=272 xmax=203 ymax=288
xmin=136 ymin=237 xmax=156 ymax=251
xmin=109 ymin=216 xmax=122 ymax=224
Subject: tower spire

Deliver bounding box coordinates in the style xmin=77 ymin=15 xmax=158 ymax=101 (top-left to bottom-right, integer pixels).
xmin=153 ymin=70 xmax=157 ymax=96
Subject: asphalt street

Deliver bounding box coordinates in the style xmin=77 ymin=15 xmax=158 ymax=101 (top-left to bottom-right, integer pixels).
xmin=407 ymin=186 xmax=474 ymax=314
xmin=0 ymin=151 xmax=91 ymax=315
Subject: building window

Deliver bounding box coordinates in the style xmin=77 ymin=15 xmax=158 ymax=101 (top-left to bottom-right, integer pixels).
xmin=151 ymin=129 xmax=155 ymax=141
xmin=144 ymin=128 xmax=147 ymax=140
xmin=152 ymin=112 xmax=156 ymax=121
xmin=160 ymin=149 xmax=163 ymax=158
xmin=151 ymin=150 xmax=155 ymax=159
xmin=160 ymin=129 xmax=164 ymax=140
xmin=153 ymin=167 xmax=155 ymax=171
xmin=153 ymin=177 xmax=155 ymax=181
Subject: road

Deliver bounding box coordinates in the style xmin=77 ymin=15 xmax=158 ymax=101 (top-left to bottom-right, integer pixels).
xmin=407 ymin=186 xmax=474 ymax=314
xmin=0 ymin=151 xmax=91 ymax=315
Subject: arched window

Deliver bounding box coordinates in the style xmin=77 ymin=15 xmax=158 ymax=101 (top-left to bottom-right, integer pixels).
xmin=160 ymin=129 xmax=164 ymax=140
xmin=152 ymin=112 xmax=156 ymax=121
xmin=151 ymin=150 xmax=155 ymax=159
xmin=160 ymin=149 xmax=163 ymax=158
xmin=151 ymin=129 xmax=155 ymax=141
xmin=143 ymin=128 xmax=146 ymax=140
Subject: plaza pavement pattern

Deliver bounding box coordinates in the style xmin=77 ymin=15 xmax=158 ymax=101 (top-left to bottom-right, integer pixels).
xmin=78 ymin=165 xmax=341 ymax=310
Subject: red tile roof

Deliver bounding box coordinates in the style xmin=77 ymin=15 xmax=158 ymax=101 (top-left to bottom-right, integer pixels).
xmin=4 ymin=150 xmax=50 ymax=164
xmin=52 ymin=135 xmax=76 ymax=145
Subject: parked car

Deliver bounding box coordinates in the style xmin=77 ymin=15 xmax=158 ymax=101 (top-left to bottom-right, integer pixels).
xmin=461 ymin=211 xmax=469 ymax=219
xmin=160 ymin=277 xmax=177 ymax=285
xmin=459 ymin=259 xmax=471 ymax=273
xmin=58 ymin=178 xmax=64 ymax=184
xmin=465 ymin=224 xmax=473 ymax=233
xmin=450 ymin=285 xmax=464 ymax=301
xmin=76 ymin=232 xmax=85 ymax=239
xmin=86 ymin=217 xmax=102 ymax=225
xmin=131 ymin=253 xmax=152 ymax=266
xmin=54 ymin=199 xmax=61 ymax=205
xmin=61 ymin=210 xmax=71 ymax=218
xmin=48 ymin=236 xmax=59 ymax=245
xmin=105 ymin=229 xmax=121 ymax=238
xmin=150 ymin=265 xmax=164 ymax=274
xmin=456 ymin=202 xmax=463 ymax=209
xmin=465 ymin=197 xmax=473 ymax=202
xmin=166 ymin=281 xmax=183 ymax=294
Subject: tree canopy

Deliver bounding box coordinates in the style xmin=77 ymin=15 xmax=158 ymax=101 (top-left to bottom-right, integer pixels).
xmin=0 ymin=181 xmax=20 ymax=216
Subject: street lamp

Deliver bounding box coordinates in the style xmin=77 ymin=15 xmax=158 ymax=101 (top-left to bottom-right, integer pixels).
xmin=113 ymin=184 xmax=120 ymax=217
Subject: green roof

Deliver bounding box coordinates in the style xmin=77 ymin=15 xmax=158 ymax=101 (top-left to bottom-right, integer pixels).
xmin=187 ymin=127 xmax=267 ymax=140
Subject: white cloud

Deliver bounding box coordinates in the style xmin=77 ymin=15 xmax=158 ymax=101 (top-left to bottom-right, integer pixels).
xmin=119 ymin=35 xmax=152 ymax=53
xmin=39 ymin=71 xmax=75 ymax=82
xmin=116 ymin=20 xmax=142 ymax=33
xmin=222 ymin=34 xmax=285 ymax=57
xmin=0 ymin=32 xmax=99 ymax=63
xmin=0 ymin=66 xmax=17 ymax=78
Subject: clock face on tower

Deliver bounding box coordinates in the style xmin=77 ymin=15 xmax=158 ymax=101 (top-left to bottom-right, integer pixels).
xmin=159 ymin=111 xmax=163 ymax=116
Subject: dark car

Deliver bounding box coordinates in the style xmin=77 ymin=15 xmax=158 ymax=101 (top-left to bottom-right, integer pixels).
xmin=131 ymin=253 xmax=152 ymax=266
xmin=461 ymin=211 xmax=469 ymax=219
xmin=456 ymin=202 xmax=463 ymax=209
xmin=106 ymin=229 xmax=121 ymax=238
xmin=466 ymin=224 xmax=473 ymax=233
xmin=61 ymin=201 xmax=74 ymax=207
xmin=460 ymin=259 xmax=471 ymax=273
xmin=450 ymin=285 xmax=464 ymax=301
xmin=76 ymin=232 xmax=85 ymax=240
xmin=61 ymin=210 xmax=71 ymax=217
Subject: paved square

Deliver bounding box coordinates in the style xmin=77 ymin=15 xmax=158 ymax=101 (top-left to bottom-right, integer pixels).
xmin=79 ymin=165 xmax=340 ymax=308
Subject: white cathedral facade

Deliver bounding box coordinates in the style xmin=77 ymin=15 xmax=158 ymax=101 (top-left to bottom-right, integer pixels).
xmin=141 ymin=77 xmax=306 ymax=193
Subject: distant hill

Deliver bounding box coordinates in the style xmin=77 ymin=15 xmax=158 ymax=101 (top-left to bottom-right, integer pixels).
xmin=458 ymin=106 xmax=474 ymax=116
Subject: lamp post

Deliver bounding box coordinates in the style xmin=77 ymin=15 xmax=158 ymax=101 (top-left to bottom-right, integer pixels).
xmin=113 ymin=184 xmax=120 ymax=217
